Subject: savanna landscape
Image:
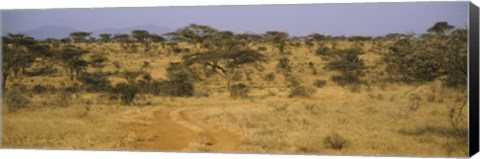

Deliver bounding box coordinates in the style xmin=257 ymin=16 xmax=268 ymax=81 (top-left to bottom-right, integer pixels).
xmin=1 ymin=20 xmax=469 ymax=157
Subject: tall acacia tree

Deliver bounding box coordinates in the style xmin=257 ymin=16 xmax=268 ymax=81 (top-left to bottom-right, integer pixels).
xmin=2 ymin=34 xmax=46 ymax=89
xmin=58 ymin=45 xmax=88 ymax=81
xmin=131 ymin=30 xmax=155 ymax=53
xmin=168 ymin=24 xmax=218 ymax=52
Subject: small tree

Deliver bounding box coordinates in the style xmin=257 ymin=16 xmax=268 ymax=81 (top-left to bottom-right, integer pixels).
xmin=183 ymin=49 xmax=266 ymax=94
xmin=99 ymin=34 xmax=113 ymax=43
xmin=69 ymin=32 xmax=92 ymax=44
xmin=276 ymin=56 xmax=292 ymax=77
xmin=58 ymin=45 xmax=88 ymax=81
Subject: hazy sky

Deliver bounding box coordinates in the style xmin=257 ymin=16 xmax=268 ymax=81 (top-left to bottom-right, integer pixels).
xmin=1 ymin=2 xmax=469 ymax=36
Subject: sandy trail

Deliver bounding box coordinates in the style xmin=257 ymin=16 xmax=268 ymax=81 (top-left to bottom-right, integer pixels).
xmin=126 ymin=107 xmax=240 ymax=152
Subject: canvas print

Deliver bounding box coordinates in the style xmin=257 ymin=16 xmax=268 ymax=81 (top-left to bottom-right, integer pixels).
xmin=0 ymin=2 xmax=471 ymax=157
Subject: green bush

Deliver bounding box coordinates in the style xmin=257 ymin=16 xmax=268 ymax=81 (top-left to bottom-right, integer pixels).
xmin=276 ymin=57 xmax=292 ymax=77
xmin=32 ymin=84 xmax=47 ymax=93
xmin=78 ymin=72 xmax=112 ymax=92
xmin=263 ymin=72 xmax=276 ymax=82
xmin=313 ymin=80 xmax=327 ymax=88
xmin=229 ymin=83 xmax=249 ymax=99
xmin=152 ymin=71 xmax=194 ymax=97
xmin=324 ymin=48 xmax=365 ymax=87
xmin=112 ymin=83 xmax=139 ymax=105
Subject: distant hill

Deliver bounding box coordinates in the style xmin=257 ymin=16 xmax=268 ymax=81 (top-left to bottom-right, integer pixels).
xmin=91 ymin=24 xmax=176 ymax=37
xmin=7 ymin=24 xmax=176 ymax=40
xmin=21 ymin=25 xmax=80 ymax=40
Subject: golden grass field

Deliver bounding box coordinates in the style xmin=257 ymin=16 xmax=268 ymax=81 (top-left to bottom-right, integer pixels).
xmin=1 ymin=41 xmax=468 ymax=157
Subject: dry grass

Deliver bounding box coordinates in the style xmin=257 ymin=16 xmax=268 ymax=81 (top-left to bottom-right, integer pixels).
xmin=1 ymin=41 xmax=468 ymax=157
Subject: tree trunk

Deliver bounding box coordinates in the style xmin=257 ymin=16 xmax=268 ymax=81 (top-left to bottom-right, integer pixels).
xmin=2 ymin=73 xmax=8 ymax=91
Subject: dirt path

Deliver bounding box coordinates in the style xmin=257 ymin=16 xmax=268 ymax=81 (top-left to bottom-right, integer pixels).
xmin=126 ymin=108 xmax=240 ymax=152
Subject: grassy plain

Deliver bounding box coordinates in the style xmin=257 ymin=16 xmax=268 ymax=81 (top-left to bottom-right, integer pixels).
xmin=2 ymin=41 xmax=468 ymax=157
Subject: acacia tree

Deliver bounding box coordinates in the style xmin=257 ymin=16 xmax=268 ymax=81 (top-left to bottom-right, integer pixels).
xmin=60 ymin=38 xmax=72 ymax=46
xmin=69 ymin=32 xmax=92 ymax=44
xmin=167 ymin=24 xmax=218 ymax=52
xmin=150 ymin=34 xmax=167 ymax=50
xmin=2 ymin=34 xmax=49 ymax=89
xmin=264 ymin=31 xmax=289 ymax=53
xmin=131 ymin=30 xmax=155 ymax=53
xmin=183 ymin=49 xmax=266 ymax=92
xmin=113 ymin=34 xmax=132 ymax=51
xmin=58 ymin=45 xmax=88 ymax=81
xmin=99 ymin=34 xmax=113 ymax=43
xmin=236 ymin=33 xmax=262 ymax=49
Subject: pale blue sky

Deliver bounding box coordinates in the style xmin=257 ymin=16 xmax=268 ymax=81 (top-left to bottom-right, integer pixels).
xmin=1 ymin=1 xmax=469 ymax=36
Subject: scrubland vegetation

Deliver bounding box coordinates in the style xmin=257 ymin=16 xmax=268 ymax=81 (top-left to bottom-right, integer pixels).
xmin=1 ymin=22 xmax=468 ymax=156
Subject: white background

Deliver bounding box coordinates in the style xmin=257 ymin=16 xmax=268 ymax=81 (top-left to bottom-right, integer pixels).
xmin=0 ymin=0 xmax=479 ymax=159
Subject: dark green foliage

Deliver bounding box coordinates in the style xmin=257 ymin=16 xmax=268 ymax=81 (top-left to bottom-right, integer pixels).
xmin=229 ymin=83 xmax=249 ymax=99
xmin=89 ymin=54 xmax=108 ymax=68
xmin=183 ymin=49 xmax=266 ymax=97
xmin=25 ymin=67 xmax=57 ymax=77
xmin=58 ymin=45 xmax=88 ymax=81
xmin=276 ymin=57 xmax=292 ymax=77
xmin=32 ymin=84 xmax=47 ymax=94
xmin=263 ymin=72 xmax=276 ymax=81
xmin=166 ymin=24 xmax=218 ymax=51
xmin=152 ymin=71 xmax=194 ymax=97
xmin=78 ymin=72 xmax=112 ymax=92
xmin=313 ymin=80 xmax=327 ymax=88
xmin=384 ymin=22 xmax=467 ymax=88
xmin=69 ymin=32 xmax=92 ymax=43
xmin=112 ymin=83 xmax=139 ymax=105
xmin=264 ymin=31 xmax=289 ymax=53
xmin=99 ymin=34 xmax=112 ymax=43
xmin=324 ymin=48 xmax=365 ymax=86
xmin=2 ymin=34 xmax=50 ymax=89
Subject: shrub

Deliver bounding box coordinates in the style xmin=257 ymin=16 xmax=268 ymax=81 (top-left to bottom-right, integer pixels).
xmin=78 ymin=72 xmax=112 ymax=92
xmin=112 ymin=83 xmax=139 ymax=105
xmin=25 ymin=66 xmax=58 ymax=77
xmin=32 ymin=84 xmax=47 ymax=93
xmin=323 ymin=132 xmax=348 ymax=150
xmin=263 ymin=72 xmax=276 ymax=82
xmin=152 ymin=71 xmax=194 ymax=97
xmin=5 ymin=89 xmax=30 ymax=112
xmin=287 ymin=77 xmax=316 ymax=97
xmin=229 ymin=83 xmax=249 ymax=99
xmin=276 ymin=57 xmax=292 ymax=77
xmin=324 ymin=48 xmax=365 ymax=87
xmin=313 ymin=80 xmax=327 ymax=88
